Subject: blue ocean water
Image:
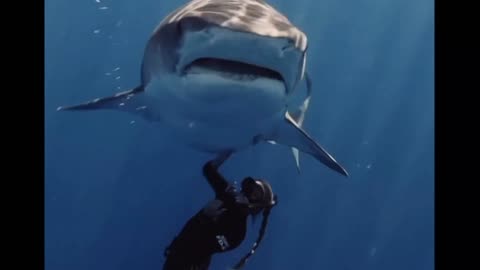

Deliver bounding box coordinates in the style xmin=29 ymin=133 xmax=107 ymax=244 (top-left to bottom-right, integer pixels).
xmin=45 ymin=0 xmax=434 ymax=269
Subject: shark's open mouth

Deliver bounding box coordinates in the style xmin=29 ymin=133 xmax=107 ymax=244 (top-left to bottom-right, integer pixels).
xmin=183 ymin=58 xmax=284 ymax=82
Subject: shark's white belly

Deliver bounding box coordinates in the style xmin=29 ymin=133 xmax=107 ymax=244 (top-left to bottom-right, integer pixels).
xmin=144 ymin=74 xmax=287 ymax=152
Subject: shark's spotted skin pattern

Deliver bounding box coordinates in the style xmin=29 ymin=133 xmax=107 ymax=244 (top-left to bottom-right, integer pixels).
xmin=158 ymin=0 xmax=308 ymax=51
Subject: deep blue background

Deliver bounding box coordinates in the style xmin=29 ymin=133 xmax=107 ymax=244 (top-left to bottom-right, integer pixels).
xmin=45 ymin=0 xmax=434 ymax=269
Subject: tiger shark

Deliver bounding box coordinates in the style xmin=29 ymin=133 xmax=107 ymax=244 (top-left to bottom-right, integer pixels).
xmin=57 ymin=0 xmax=349 ymax=177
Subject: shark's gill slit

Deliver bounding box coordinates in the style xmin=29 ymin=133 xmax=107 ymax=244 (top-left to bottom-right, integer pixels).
xmin=184 ymin=57 xmax=284 ymax=82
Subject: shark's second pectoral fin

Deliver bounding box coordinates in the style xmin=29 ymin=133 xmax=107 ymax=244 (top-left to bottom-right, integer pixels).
xmin=57 ymin=85 xmax=154 ymax=120
xmin=267 ymin=111 xmax=349 ymax=177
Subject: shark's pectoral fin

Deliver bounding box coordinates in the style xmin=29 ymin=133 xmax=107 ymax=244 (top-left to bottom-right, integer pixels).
xmin=57 ymin=86 xmax=144 ymax=111
xmin=287 ymin=71 xmax=313 ymax=173
xmin=57 ymin=85 xmax=154 ymax=120
xmin=267 ymin=111 xmax=348 ymax=177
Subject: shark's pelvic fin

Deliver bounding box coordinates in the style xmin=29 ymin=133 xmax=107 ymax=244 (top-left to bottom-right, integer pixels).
xmin=269 ymin=110 xmax=348 ymax=177
xmin=288 ymin=71 xmax=313 ymax=173
xmin=56 ymin=86 xmax=154 ymax=120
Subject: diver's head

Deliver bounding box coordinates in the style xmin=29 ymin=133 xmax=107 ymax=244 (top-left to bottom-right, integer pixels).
xmin=241 ymin=177 xmax=275 ymax=215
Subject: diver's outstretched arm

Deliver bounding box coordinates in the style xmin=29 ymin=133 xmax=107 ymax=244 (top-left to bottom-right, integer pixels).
xmin=203 ymin=158 xmax=230 ymax=196
xmin=210 ymin=151 xmax=232 ymax=168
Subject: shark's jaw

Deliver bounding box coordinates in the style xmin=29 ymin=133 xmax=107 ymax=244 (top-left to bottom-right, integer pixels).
xmin=182 ymin=57 xmax=283 ymax=84
xmin=171 ymin=20 xmax=306 ymax=95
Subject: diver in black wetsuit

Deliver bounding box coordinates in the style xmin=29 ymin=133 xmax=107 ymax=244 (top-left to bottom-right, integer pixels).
xmin=163 ymin=153 xmax=277 ymax=270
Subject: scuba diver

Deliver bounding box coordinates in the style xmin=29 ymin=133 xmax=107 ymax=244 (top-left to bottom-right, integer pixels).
xmin=162 ymin=152 xmax=278 ymax=270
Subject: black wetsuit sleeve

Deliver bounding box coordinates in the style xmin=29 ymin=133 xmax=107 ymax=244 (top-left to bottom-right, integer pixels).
xmin=203 ymin=161 xmax=229 ymax=197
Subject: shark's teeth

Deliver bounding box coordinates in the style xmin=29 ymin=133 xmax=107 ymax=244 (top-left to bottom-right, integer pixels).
xmin=183 ymin=57 xmax=283 ymax=82
xmin=220 ymin=73 xmax=259 ymax=81
xmin=185 ymin=64 xmax=261 ymax=81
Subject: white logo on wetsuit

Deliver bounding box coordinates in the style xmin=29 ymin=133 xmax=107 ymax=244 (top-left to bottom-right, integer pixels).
xmin=216 ymin=235 xmax=230 ymax=250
